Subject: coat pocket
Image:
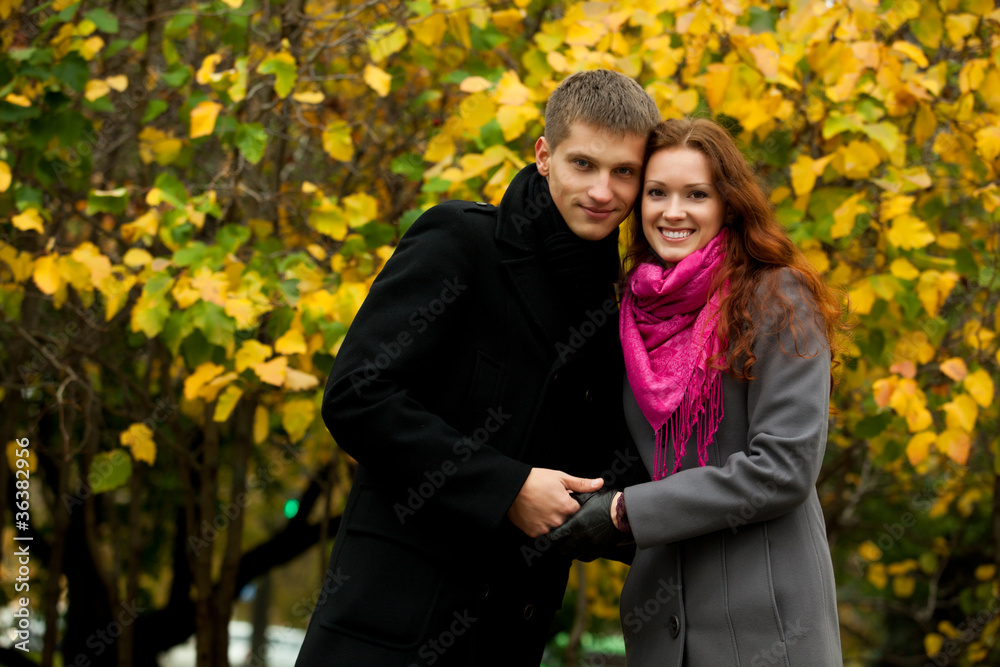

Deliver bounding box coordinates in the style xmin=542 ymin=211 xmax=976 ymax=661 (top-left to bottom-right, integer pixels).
xmin=315 ymin=490 xmax=447 ymax=649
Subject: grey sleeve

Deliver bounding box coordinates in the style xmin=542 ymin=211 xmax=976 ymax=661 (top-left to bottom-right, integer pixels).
xmin=624 ymin=269 xmax=831 ymax=549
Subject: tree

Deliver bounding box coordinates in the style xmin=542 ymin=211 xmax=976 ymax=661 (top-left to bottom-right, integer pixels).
xmin=1 ymin=0 xmax=998 ymax=665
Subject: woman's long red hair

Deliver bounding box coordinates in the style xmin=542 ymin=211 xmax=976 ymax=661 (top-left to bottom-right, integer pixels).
xmin=624 ymin=118 xmax=848 ymax=381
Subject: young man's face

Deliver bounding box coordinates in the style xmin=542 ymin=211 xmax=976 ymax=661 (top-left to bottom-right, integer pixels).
xmin=535 ymin=122 xmax=647 ymax=242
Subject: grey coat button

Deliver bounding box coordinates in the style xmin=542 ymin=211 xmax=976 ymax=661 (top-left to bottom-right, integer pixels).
xmin=668 ymin=614 xmax=680 ymax=638
xmin=480 ymin=583 xmax=489 ymax=599
xmin=523 ymin=604 xmax=534 ymax=620
xmin=475 ymin=201 xmax=488 ymax=206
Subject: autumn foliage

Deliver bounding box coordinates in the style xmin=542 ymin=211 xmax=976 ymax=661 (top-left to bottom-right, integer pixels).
xmin=1 ymin=0 xmax=999 ymax=664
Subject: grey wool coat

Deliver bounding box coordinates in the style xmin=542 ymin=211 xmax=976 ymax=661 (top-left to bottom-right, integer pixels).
xmin=619 ymin=269 xmax=843 ymax=666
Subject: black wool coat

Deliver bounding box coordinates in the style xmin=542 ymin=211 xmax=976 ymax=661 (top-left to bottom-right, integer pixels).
xmin=295 ymin=165 xmax=646 ymax=667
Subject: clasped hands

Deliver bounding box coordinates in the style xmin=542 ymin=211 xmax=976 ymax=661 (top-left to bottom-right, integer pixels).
xmin=506 ymin=468 xmax=630 ymax=562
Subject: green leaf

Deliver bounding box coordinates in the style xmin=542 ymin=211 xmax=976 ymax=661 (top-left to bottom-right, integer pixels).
xmin=398 ymin=209 xmax=422 ymax=236
xmin=235 ymin=122 xmax=267 ymax=165
xmin=161 ymin=63 xmax=192 ymax=89
xmin=52 ymin=54 xmax=89 ymax=92
xmin=86 ymin=188 xmax=129 ymax=215
xmin=257 ymin=54 xmax=297 ymax=98
xmin=748 ymin=6 xmax=778 ymax=33
xmin=162 ymin=309 xmax=196 ymax=356
xmin=164 ymin=12 xmax=197 ymax=39
xmin=153 ymin=171 xmax=189 ymax=208
xmin=854 ymin=412 xmax=894 ymax=439
xmin=89 ymin=450 xmax=133 ymax=494
xmin=84 ymin=8 xmax=120 ymax=34
xmin=105 ymin=39 xmax=131 ymax=58
xmin=142 ymin=99 xmax=169 ymax=124
xmin=217 ymin=224 xmax=251 ymax=253
xmin=190 ymin=301 xmax=235 ymax=350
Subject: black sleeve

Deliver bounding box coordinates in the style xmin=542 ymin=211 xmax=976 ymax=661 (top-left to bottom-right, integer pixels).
xmin=322 ymin=205 xmax=531 ymax=532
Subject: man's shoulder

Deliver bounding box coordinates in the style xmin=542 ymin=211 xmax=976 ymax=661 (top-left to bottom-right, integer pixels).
xmin=426 ymin=199 xmax=498 ymax=221
xmin=406 ymin=199 xmax=498 ymax=243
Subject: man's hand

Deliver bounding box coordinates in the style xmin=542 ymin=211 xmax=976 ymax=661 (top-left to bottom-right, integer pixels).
xmin=507 ymin=468 xmax=604 ymax=538
xmin=546 ymin=488 xmax=629 ymax=562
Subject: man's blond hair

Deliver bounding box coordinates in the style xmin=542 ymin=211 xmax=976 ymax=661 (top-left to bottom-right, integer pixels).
xmin=544 ymin=69 xmax=660 ymax=150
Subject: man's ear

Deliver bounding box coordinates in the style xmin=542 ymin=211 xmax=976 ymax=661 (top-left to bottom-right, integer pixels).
xmin=535 ymin=136 xmax=551 ymax=176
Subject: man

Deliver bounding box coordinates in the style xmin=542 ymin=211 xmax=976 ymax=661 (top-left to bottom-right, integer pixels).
xmin=296 ymin=69 xmax=659 ymax=667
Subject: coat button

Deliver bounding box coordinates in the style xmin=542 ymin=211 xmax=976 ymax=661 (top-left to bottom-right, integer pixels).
xmin=475 ymin=201 xmax=488 ymax=206
xmin=668 ymin=614 xmax=680 ymax=638
xmin=523 ymin=604 xmax=534 ymax=620
xmin=480 ymin=583 xmax=489 ymax=599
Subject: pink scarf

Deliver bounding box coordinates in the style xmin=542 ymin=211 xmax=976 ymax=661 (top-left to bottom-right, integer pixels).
xmin=620 ymin=231 xmax=728 ymax=480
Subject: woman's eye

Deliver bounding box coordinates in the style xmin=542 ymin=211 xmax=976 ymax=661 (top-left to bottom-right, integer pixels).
xmin=691 ymin=191 xmax=707 ymax=199
xmin=647 ymin=189 xmax=663 ymax=197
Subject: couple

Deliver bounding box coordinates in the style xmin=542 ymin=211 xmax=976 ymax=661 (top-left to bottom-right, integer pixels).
xmin=296 ymin=69 xmax=843 ymax=666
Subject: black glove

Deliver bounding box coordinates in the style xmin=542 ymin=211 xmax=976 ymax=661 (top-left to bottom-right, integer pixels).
xmin=547 ymin=489 xmax=631 ymax=562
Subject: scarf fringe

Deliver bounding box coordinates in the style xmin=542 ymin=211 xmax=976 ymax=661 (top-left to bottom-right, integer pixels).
xmin=653 ymin=370 xmax=724 ymax=481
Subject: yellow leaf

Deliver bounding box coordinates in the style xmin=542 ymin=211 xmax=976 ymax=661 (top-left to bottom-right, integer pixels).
xmin=190 ymin=101 xmax=222 ymax=139
xmin=867 ymin=563 xmax=887 ymax=590
xmin=12 ymin=208 xmax=44 ymax=233
xmin=224 ymin=297 xmax=257 ymax=328
xmin=491 ymin=8 xmax=523 ymax=30
xmin=253 ymin=405 xmax=269 ymax=444
xmin=32 ymin=253 xmax=62 ymax=295
xmin=424 ymin=133 xmax=455 ymax=163
xmin=703 ymin=64 xmax=731 ymax=111
xmin=859 ymin=540 xmax=882 ymax=562
xmin=363 ymin=64 xmax=392 ymax=97
xmin=790 ymin=155 xmax=818 ymax=197
xmin=496 ymin=104 xmax=540 ymax=142
xmin=460 ymin=92 xmax=496 ymax=134
xmin=832 ymin=193 xmax=865 ymax=239
xmin=199 ymin=372 xmax=238 ymax=402
xmin=839 ymin=140 xmax=881 ymax=179
xmin=803 ymin=248 xmax=829 ymax=273
xmin=848 ymin=280 xmax=876 ymax=315
xmin=368 ymin=25 xmax=407 ymax=64
xmin=196 ymin=54 xmax=223 ymax=85
xmin=937 ymin=429 xmax=971 ymax=465
xmin=252 ymin=356 xmax=287 ymax=386
xmin=906 ymin=431 xmax=936 ymax=466
xmin=975 ymin=126 xmax=1000 ymax=163
xmin=236 ymin=340 xmax=272 ymax=372
xmin=889 ymin=258 xmax=919 ymax=281
xmin=964 ymin=369 xmax=995 ymax=408
xmin=925 ymin=633 xmax=943 ymax=657
xmin=943 ymin=395 xmax=978 ymax=432
xmin=887 ymin=215 xmax=935 ymax=250
xmin=939 ymin=358 xmax=968 ymax=381
xmin=411 ymin=13 xmax=447 ymax=47
xmin=916 ymin=270 xmax=958 ymax=317
xmin=106 ymin=74 xmax=128 ymax=92
xmin=748 ymin=45 xmax=779 ymax=80
xmin=220 ymin=0 xmax=243 ymax=7
xmin=892 ymin=576 xmax=915 ymax=598
xmin=84 ymin=79 xmax=110 ymax=102
xmin=190 ymin=267 xmax=228 ymax=306
xmin=945 ymin=13 xmax=978 ymax=48
xmin=342 ymin=192 xmax=378 ymax=228
xmin=565 ymin=20 xmax=607 ymax=46
xmin=936 ymin=232 xmax=961 ymax=249
xmin=321 ymin=121 xmax=354 ymax=162
xmin=906 ymin=408 xmax=932 ymax=433
xmin=275 ymin=327 xmax=307 ymax=355
xmin=120 ymin=423 xmax=156 ymax=465
xmin=914 ymin=103 xmax=937 ymax=145
xmin=0 ymin=161 xmax=10 ymax=192
xmin=78 ymin=36 xmax=105 ymax=60
xmin=975 ymin=564 xmax=996 ymax=581
xmin=459 ymin=76 xmax=492 ymax=93
xmin=889 ymin=40 xmax=929 ymax=68
xmin=4 ymin=94 xmax=31 ymax=107
xmin=284 ymin=367 xmax=319 ymax=391
xmin=6 ymin=440 xmax=38 ymax=474
xmin=213 ymin=385 xmax=243 ymax=422
xmin=292 ymin=91 xmax=324 ymax=104
xmin=122 ymin=248 xmax=153 ymax=269
xmin=184 ymin=362 xmax=225 ymax=401
xmin=281 ymin=398 xmax=315 ymax=442
xmin=494 ymin=71 xmax=530 ymax=106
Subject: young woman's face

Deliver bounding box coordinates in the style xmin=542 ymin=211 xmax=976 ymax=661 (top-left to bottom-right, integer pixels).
xmin=641 ymin=147 xmax=727 ymax=266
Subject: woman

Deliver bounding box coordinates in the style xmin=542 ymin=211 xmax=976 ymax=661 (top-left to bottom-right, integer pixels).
xmin=553 ymin=118 xmax=846 ymax=664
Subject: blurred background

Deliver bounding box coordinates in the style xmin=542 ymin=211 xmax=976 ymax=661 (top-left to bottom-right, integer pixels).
xmin=0 ymin=0 xmax=998 ymax=665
